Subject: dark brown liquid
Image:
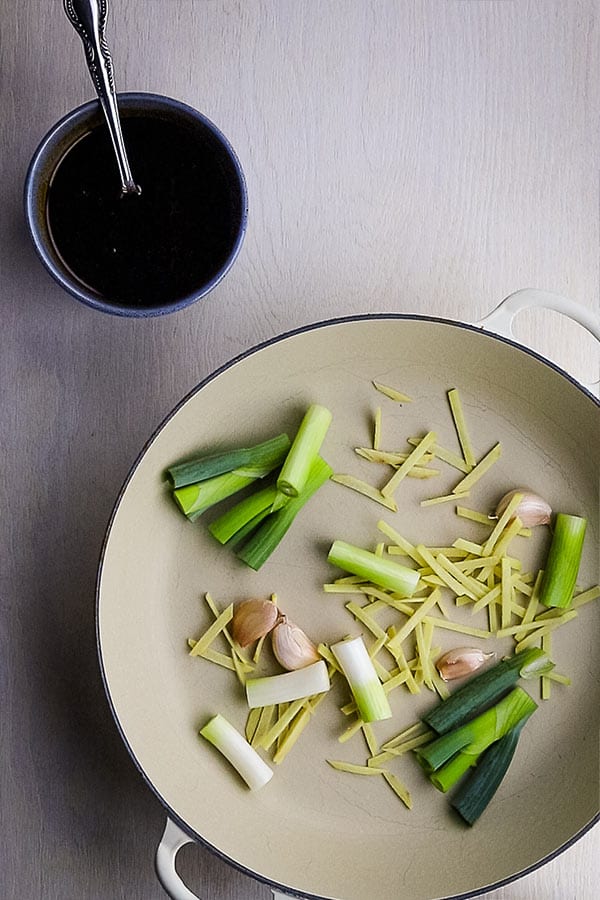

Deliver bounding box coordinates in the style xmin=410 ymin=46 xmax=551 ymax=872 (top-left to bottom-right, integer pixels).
xmin=46 ymin=115 xmax=245 ymax=308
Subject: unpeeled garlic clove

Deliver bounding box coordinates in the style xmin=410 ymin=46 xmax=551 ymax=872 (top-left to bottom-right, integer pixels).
xmin=231 ymin=598 xmax=279 ymax=647
xmin=495 ymin=489 xmax=552 ymax=527
xmin=271 ymin=616 xmax=321 ymax=670
xmin=435 ymin=647 xmax=496 ymax=682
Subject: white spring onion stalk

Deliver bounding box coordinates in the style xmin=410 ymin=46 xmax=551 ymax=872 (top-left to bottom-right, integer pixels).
xmin=331 ymin=636 xmax=392 ymax=723
xmin=199 ymin=714 xmax=273 ymax=790
xmin=245 ymin=660 xmax=330 ymax=708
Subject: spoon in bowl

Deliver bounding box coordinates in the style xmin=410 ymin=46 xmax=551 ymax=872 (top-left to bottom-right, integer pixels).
xmin=63 ymin=0 xmax=141 ymax=195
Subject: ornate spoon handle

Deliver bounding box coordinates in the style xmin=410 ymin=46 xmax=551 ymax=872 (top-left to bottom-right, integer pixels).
xmin=63 ymin=0 xmax=140 ymax=194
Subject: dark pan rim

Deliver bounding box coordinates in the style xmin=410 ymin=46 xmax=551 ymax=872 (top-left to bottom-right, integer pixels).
xmin=96 ymin=312 xmax=599 ymax=900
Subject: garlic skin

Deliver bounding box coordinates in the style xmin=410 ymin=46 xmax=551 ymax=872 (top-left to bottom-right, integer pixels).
xmin=435 ymin=647 xmax=495 ymax=682
xmin=271 ymin=616 xmax=321 ymax=670
xmin=495 ymin=489 xmax=552 ymax=527
xmin=231 ymin=599 xmax=279 ymax=647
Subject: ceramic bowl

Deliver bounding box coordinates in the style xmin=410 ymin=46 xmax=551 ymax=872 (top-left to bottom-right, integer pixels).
xmin=24 ymin=92 xmax=248 ymax=317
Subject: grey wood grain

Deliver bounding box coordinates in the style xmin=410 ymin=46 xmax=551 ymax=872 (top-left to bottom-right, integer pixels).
xmin=1 ymin=1 xmax=598 ymax=899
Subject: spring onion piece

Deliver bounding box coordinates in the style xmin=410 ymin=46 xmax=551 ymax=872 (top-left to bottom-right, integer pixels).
xmin=328 ymin=540 xmax=420 ymax=597
xmin=422 ymin=647 xmax=553 ymax=735
xmin=225 ymin=509 xmax=273 ymax=548
xmin=199 ymin=714 xmax=273 ymax=790
xmin=331 ymin=636 xmax=392 ymax=722
xmin=245 ymin=660 xmax=330 ymax=708
xmin=208 ymin=483 xmax=280 ymax=544
xmin=451 ymin=720 xmax=527 ymax=824
xmin=167 ymin=433 xmax=291 ymax=488
xmin=277 ymin=404 xmax=332 ymax=497
xmin=237 ymin=457 xmax=332 ymax=569
xmin=174 ymin=463 xmax=279 ymax=521
xmin=540 ymin=513 xmax=587 ymax=609
xmin=417 ymin=687 xmax=537 ymax=792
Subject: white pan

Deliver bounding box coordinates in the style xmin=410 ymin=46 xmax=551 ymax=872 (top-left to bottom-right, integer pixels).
xmin=97 ymin=289 xmax=599 ymax=900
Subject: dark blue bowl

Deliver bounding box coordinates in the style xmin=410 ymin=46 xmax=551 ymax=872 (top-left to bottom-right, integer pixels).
xmin=24 ymin=92 xmax=248 ymax=318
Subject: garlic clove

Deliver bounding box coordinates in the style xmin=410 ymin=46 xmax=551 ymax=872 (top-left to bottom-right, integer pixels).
xmin=271 ymin=616 xmax=321 ymax=671
xmin=495 ymin=489 xmax=552 ymax=527
xmin=231 ymin=598 xmax=279 ymax=647
xmin=435 ymin=647 xmax=496 ymax=682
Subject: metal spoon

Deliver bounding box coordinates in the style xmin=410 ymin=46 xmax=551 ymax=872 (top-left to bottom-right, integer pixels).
xmin=63 ymin=0 xmax=141 ymax=195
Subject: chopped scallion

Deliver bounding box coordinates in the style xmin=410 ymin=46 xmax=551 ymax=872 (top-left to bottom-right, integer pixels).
xmin=245 ymin=660 xmax=330 ymax=708
xmin=450 ymin=720 xmax=528 ymax=824
xmin=331 ymin=636 xmax=392 ymax=723
xmin=173 ymin=462 xmax=279 ymax=521
xmin=277 ymin=404 xmax=332 ymax=497
xmin=237 ymin=457 xmax=332 ymax=569
xmin=422 ymin=647 xmax=553 ymax=735
xmin=207 ymin=483 xmax=280 ymax=544
xmin=540 ymin=513 xmax=587 ymax=609
xmin=199 ymin=714 xmax=273 ymax=790
xmin=328 ymin=540 xmax=420 ymax=597
xmin=168 ymin=433 xmax=290 ymax=488
xmin=418 ymin=687 xmax=537 ymax=792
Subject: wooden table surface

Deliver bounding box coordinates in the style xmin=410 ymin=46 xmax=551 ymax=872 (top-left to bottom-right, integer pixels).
xmin=2 ymin=1 xmax=598 ymax=898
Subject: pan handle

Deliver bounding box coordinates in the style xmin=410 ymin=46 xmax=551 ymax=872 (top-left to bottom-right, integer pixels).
xmin=155 ymin=818 xmax=295 ymax=900
xmin=479 ymin=288 xmax=600 ymax=341
xmin=155 ymin=819 xmax=198 ymax=900
xmin=478 ymin=289 xmax=600 ymax=393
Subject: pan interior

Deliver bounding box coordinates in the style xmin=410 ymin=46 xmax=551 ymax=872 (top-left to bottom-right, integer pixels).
xmin=98 ymin=318 xmax=599 ymax=900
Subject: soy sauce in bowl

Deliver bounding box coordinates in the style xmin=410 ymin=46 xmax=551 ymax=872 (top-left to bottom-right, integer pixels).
xmin=26 ymin=94 xmax=247 ymax=317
